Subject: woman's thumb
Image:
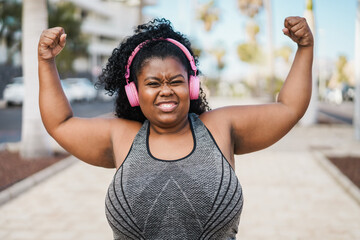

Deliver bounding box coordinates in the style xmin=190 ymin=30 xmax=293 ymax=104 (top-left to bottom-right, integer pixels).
xmin=59 ymin=34 xmax=67 ymax=48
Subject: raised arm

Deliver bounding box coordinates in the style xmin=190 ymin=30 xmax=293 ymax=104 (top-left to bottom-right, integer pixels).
xmin=277 ymin=16 xmax=313 ymax=120
xmin=38 ymin=27 xmax=116 ymax=167
xmin=38 ymin=28 xmax=72 ymax=131
xmin=201 ymin=16 xmax=314 ymax=155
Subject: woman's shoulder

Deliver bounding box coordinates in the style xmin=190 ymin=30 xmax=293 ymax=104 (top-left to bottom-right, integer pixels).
xmin=198 ymin=108 xmax=234 ymax=139
xmin=109 ymin=117 xmax=144 ymax=168
xmin=197 ymin=108 xmax=235 ymax=164
xmin=109 ymin=117 xmax=143 ymax=134
xmin=198 ymin=107 xmax=233 ymax=127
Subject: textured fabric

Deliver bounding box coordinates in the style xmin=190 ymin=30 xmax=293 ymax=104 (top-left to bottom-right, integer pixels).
xmin=105 ymin=113 xmax=243 ymax=240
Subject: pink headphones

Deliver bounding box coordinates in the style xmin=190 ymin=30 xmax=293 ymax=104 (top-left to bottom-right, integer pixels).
xmin=124 ymin=38 xmax=200 ymax=107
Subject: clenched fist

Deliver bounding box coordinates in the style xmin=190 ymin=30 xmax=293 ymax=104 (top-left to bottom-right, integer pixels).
xmin=283 ymin=17 xmax=313 ymax=47
xmin=38 ymin=27 xmax=67 ymax=61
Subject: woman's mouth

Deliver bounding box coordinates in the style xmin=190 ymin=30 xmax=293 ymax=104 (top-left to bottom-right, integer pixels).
xmin=156 ymin=102 xmax=178 ymax=112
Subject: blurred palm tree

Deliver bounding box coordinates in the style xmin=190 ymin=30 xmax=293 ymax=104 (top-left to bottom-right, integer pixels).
xmin=236 ymin=15 xmax=262 ymax=63
xmin=48 ymin=2 xmax=88 ymax=75
xmin=21 ymin=0 xmax=52 ymax=158
xmin=192 ymin=46 xmax=202 ymax=59
xmin=327 ymin=55 xmax=351 ymax=89
xmin=209 ymin=47 xmax=226 ymax=71
xmin=335 ymin=55 xmax=349 ymax=85
xmin=197 ymin=0 xmax=220 ymax=32
xmin=275 ymin=46 xmax=292 ymax=64
xmin=206 ymin=47 xmax=226 ymax=96
xmin=0 ymin=1 xmax=87 ymax=73
xmin=236 ymin=0 xmax=265 ymax=96
xmin=272 ymin=45 xmax=293 ymax=94
xmin=263 ymin=0 xmax=275 ymax=99
xmin=0 ymin=0 xmax=22 ymax=65
xmin=237 ymin=42 xmax=262 ymax=64
xmin=237 ymin=0 xmax=263 ymax=18
xmin=245 ymin=20 xmax=260 ymax=42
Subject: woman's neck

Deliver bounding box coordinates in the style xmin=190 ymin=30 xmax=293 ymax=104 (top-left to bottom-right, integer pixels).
xmin=149 ymin=116 xmax=190 ymax=136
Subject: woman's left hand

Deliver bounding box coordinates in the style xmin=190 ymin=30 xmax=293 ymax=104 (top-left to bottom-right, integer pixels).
xmin=283 ymin=16 xmax=314 ymax=47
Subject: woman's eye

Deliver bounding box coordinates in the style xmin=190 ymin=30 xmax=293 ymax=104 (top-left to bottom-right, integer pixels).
xmin=147 ymin=82 xmax=160 ymax=86
xmin=170 ymin=80 xmax=183 ymax=85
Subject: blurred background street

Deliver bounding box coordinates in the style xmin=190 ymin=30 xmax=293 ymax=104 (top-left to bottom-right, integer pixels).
xmin=1 ymin=0 xmax=360 ymax=239
xmin=0 ymin=100 xmax=355 ymax=144
xmin=0 ymin=100 xmax=114 ymax=143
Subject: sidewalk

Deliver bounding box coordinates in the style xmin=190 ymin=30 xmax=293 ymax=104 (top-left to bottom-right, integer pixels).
xmin=0 ymin=98 xmax=360 ymax=240
xmin=236 ymin=125 xmax=360 ymax=240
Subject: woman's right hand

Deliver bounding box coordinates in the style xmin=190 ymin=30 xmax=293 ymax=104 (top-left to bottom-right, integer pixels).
xmin=38 ymin=27 xmax=66 ymax=61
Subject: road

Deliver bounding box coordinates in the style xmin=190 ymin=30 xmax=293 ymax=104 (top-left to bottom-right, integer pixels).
xmin=0 ymin=100 xmax=114 ymax=143
xmin=318 ymin=101 xmax=354 ymax=124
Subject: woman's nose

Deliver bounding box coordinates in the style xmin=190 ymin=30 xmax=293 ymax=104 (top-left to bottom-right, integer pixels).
xmin=159 ymin=83 xmax=173 ymax=96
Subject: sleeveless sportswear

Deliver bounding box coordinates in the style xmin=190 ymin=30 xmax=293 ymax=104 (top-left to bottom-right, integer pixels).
xmin=105 ymin=113 xmax=243 ymax=240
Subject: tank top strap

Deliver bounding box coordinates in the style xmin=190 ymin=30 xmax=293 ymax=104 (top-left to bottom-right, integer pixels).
xmin=188 ymin=113 xmax=212 ymax=147
xmin=128 ymin=119 xmax=149 ymax=154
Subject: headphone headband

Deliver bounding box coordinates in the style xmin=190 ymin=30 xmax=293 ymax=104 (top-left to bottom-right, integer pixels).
xmin=124 ymin=38 xmax=197 ymax=84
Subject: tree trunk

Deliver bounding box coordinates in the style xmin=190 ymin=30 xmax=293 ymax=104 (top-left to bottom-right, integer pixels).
xmin=21 ymin=0 xmax=53 ymax=158
xmin=301 ymin=0 xmax=318 ymax=125
xmin=355 ymin=0 xmax=360 ymax=140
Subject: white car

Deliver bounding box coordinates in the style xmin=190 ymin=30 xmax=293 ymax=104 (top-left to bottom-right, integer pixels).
xmin=61 ymin=81 xmax=76 ymax=103
xmin=325 ymin=88 xmax=343 ymax=105
xmin=3 ymin=77 xmax=24 ymax=106
xmin=62 ymin=78 xmax=97 ymax=102
xmin=2 ymin=77 xmax=88 ymax=106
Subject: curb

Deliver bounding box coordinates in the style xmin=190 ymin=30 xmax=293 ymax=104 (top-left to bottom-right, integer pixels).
xmin=0 ymin=155 xmax=77 ymax=206
xmin=312 ymin=150 xmax=360 ymax=206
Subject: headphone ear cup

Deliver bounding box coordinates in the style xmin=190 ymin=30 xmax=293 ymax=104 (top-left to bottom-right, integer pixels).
xmin=125 ymin=82 xmax=140 ymax=107
xmin=189 ymin=75 xmax=200 ymax=100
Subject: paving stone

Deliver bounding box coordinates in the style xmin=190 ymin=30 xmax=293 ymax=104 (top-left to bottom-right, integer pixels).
xmin=0 ymin=230 xmax=10 ymax=239
xmin=8 ymin=230 xmax=42 ymax=240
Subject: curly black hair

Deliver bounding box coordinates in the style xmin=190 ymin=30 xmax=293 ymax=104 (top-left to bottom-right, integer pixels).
xmin=96 ymin=18 xmax=210 ymax=123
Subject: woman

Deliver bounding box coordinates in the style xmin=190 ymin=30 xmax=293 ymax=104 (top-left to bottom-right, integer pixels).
xmin=38 ymin=17 xmax=313 ymax=239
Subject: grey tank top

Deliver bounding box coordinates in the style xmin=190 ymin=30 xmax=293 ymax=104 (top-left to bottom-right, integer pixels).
xmin=105 ymin=113 xmax=243 ymax=240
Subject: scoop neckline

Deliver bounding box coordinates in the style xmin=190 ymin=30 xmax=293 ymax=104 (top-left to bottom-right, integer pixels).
xmin=146 ymin=115 xmax=196 ymax=162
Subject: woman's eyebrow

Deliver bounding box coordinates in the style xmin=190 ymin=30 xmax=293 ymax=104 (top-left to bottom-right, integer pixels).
xmin=144 ymin=74 xmax=185 ymax=82
xmin=169 ymin=74 xmax=185 ymax=80
xmin=144 ymin=76 xmax=161 ymax=82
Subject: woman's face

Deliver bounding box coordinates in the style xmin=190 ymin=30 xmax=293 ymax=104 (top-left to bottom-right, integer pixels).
xmin=137 ymin=56 xmax=190 ymax=127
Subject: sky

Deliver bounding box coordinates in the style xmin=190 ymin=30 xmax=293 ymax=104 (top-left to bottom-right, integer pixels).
xmin=144 ymin=0 xmax=358 ymax=79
